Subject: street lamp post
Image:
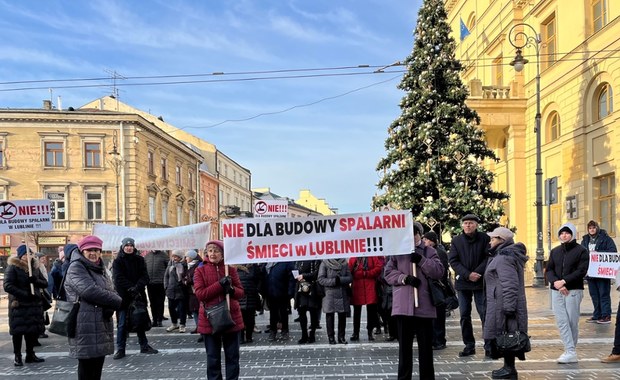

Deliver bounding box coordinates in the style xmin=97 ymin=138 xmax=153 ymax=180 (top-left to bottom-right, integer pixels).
xmin=509 ymin=23 xmax=545 ymax=287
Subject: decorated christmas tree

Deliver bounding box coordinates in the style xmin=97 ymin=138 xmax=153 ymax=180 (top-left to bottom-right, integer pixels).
xmin=373 ymin=0 xmax=509 ymax=236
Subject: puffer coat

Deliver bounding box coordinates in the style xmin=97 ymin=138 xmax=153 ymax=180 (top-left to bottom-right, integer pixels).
xmin=235 ymin=264 xmax=263 ymax=311
xmin=348 ymin=256 xmax=382 ymax=306
xmin=194 ymin=260 xmax=245 ymax=335
xmin=4 ymin=256 xmax=47 ymax=336
xmin=65 ymin=252 xmax=122 ymax=359
xmin=483 ymin=242 xmax=529 ymax=358
xmin=318 ymin=259 xmax=352 ymax=314
xmin=144 ymin=250 xmax=169 ymax=285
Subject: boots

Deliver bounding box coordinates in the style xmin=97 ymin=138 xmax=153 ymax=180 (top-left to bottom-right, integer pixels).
xmin=368 ymin=330 xmax=375 ymax=341
xmin=350 ymin=333 xmax=360 ymax=341
xmin=298 ymin=329 xmax=308 ymax=344
xmin=308 ymin=329 xmax=316 ymax=343
xmin=328 ymin=336 xmax=337 ymax=344
xmin=491 ymin=366 xmax=517 ymax=379
xmin=25 ymin=353 xmax=44 ymax=363
xmin=14 ymin=354 xmax=23 ymax=367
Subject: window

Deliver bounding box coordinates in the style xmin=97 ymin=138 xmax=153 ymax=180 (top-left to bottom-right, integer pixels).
xmin=0 ymin=140 xmax=5 ymax=168
xmin=175 ymin=165 xmax=181 ymax=185
xmin=44 ymin=142 xmax=64 ymax=167
xmin=161 ymin=157 xmax=168 ymax=180
xmin=547 ymin=111 xmax=561 ymax=142
xmin=596 ymin=83 xmax=613 ymax=120
xmin=188 ymin=171 xmax=194 ymax=191
xmin=550 ymin=187 xmax=563 ymax=240
xmin=47 ymin=192 xmax=66 ymax=220
xmin=493 ymin=55 xmax=503 ymax=86
xmin=162 ymin=201 xmax=168 ymax=225
xmin=200 ymin=191 xmax=205 ymax=208
xmin=86 ymin=193 xmax=103 ymax=220
xmin=84 ymin=142 xmax=101 ymax=168
xmin=177 ymin=205 xmax=183 ymax=226
xmin=595 ymin=174 xmax=615 ymax=236
xmin=148 ymin=196 xmax=156 ymax=223
xmin=189 ymin=209 xmax=195 ymax=224
xmin=593 ymin=0 xmax=608 ymax=33
xmin=148 ymin=151 xmax=155 ymax=175
xmin=541 ymin=15 xmax=556 ymax=70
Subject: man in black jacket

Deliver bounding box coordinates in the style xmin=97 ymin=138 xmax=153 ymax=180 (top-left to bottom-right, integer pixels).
xmin=448 ymin=214 xmax=490 ymax=357
xmin=112 ymin=238 xmax=158 ymax=359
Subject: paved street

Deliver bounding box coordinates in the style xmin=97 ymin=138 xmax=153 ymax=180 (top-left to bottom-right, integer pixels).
xmin=0 ymin=287 xmax=619 ymax=379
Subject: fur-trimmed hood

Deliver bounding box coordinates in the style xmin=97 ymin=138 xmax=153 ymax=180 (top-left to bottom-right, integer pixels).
xmin=8 ymin=255 xmax=40 ymax=272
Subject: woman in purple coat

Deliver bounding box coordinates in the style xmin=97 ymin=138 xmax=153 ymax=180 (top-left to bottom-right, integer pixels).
xmin=385 ymin=222 xmax=444 ymax=380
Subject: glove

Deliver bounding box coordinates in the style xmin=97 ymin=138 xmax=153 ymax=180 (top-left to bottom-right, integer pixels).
xmin=410 ymin=251 xmax=423 ymax=264
xmin=226 ymin=285 xmax=235 ymax=296
xmin=127 ymin=287 xmax=139 ymax=298
xmin=404 ymin=275 xmax=421 ymax=288
xmin=28 ymin=275 xmax=38 ymax=284
xmin=334 ymin=276 xmax=341 ymax=286
xmin=219 ymin=276 xmax=231 ymax=288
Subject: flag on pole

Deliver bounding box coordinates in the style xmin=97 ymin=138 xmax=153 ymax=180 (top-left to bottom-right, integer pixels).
xmin=460 ymin=18 xmax=471 ymax=41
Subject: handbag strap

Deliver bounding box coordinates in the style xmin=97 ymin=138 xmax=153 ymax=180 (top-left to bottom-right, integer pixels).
xmin=60 ymin=260 xmax=95 ymax=302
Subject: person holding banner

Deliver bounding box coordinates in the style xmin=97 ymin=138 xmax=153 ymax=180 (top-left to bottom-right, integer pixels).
xmin=318 ymin=258 xmax=353 ymax=345
xmin=581 ymin=220 xmax=617 ymax=325
xmin=65 ymin=235 xmax=122 ymax=380
xmin=348 ymin=256 xmax=382 ymax=342
xmin=385 ymin=221 xmax=444 ymax=380
xmin=294 ymin=260 xmax=322 ymax=344
xmin=194 ymin=240 xmax=245 ymax=380
xmin=112 ymin=238 xmax=159 ymax=360
xmin=4 ymin=245 xmax=48 ymax=366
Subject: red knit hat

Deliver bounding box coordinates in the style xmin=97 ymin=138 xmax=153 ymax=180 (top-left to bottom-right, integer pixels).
xmin=206 ymin=240 xmax=224 ymax=252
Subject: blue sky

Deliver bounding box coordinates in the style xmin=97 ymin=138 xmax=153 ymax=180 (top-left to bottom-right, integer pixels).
xmin=0 ymin=0 xmax=423 ymax=214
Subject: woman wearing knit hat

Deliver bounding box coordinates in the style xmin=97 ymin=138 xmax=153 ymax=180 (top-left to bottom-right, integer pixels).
xmin=64 ymin=235 xmax=122 ymax=380
xmin=4 ymin=245 xmax=48 ymax=366
xmin=165 ymin=250 xmax=188 ymax=333
xmin=194 ymin=240 xmax=245 ymax=379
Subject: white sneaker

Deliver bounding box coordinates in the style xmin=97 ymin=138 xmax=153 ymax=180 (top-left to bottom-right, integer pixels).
xmin=166 ymin=324 xmax=179 ymax=332
xmin=179 ymin=325 xmax=186 ymax=333
xmin=557 ymin=351 xmax=578 ymax=364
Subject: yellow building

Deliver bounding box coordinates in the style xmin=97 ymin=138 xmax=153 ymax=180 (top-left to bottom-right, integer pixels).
xmin=446 ymin=0 xmax=619 ymax=281
xmin=296 ymin=189 xmax=337 ymax=216
xmin=0 ymin=101 xmax=202 ymax=257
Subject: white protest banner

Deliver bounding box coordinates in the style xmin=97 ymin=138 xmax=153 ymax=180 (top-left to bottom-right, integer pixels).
xmin=586 ymin=251 xmax=620 ymax=279
xmin=93 ymin=222 xmax=211 ymax=251
xmin=222 ymin=210 xmax=414 ymax=265
xmin=0 ymin=199 xmax=52 ymax=233
xmin=253 ymin=199 xmax=288 ymax=218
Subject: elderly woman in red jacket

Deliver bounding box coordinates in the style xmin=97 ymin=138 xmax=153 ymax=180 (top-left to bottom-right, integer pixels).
xmin=348 ymin=256 xmax=383 ymax=341
xmin=194 ymin=240 xmax=245 ymax=380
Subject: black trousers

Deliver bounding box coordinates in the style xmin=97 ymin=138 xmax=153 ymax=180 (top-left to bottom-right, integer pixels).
xmin=325 ymin=312 xmax=347 ymax=339
xmin=396 ymin=315 xmax=435 ymax=380
xmin=78 ymin=356 xmax=106 ymax=380
xmin=432 ymin=304 xmax=447 ymax=346
xmin=241 ymin=308 xmax=256 ymax=341
xmin=12 ymin=333 xmax=38 ymax=355
xmin=147 ymin=283 xmax=166 ymax=323
xmin=352 ymin=304 xmax=379 ymax=335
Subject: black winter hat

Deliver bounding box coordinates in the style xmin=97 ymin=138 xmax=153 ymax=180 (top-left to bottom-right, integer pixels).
xmin=121 ymin=237 xmax=135 ymax=248
xmin=424 ymin=231 xmax=438 ymax=245
xmin=461 ymin=214 xmax=480 ymax=223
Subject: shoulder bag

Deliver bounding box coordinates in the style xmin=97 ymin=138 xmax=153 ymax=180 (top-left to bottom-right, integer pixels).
xmin=128 ymin=294 xmax=152 ymax=332
xmin=48 ymin=264 xmax=80 ymax=337
xmin=204 ymin=298 xmax=236 ymax=334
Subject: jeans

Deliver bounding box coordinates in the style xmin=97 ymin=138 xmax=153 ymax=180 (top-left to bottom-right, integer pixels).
xmin=204 ymin=331 xmax=240 ymax=380
xmin=552 ymin=289 xmax=583 ymax=353
xmin=168 ymin=298 xmax=186 ymax=325
xmin=116 ymin=308 xmax=148 ymax=350
xmin=457 ymin=288 xmax=486 ymax=350
xmin=587 ymin=277 xmax=612 ymax=319
xmin=396 ymin=315 xmax=434 ymax=380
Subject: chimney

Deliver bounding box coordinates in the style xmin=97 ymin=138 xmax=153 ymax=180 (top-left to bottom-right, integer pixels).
xmin=57 ymin=96 xmax=62 ymax=111
xmin=43 ymin=100 xmax=52 ymax=110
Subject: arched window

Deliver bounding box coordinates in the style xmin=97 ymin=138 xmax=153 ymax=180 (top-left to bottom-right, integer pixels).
xmin=596 ymin=83 xmax=614 ymax=121
xmin=547 ymin=111 xmax=561 ymax=142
